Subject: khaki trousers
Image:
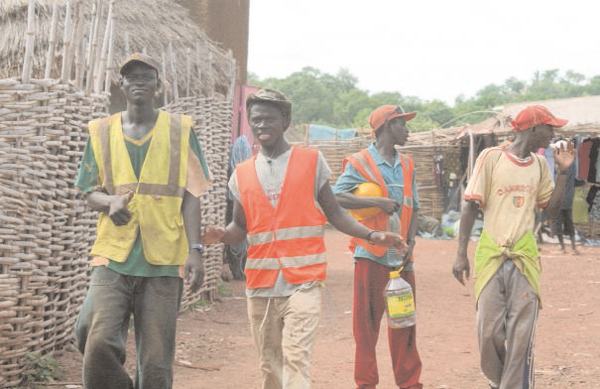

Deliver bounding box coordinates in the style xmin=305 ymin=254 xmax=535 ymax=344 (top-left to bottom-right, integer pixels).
xmin=247 ymin=284 xmax=322 ymax=389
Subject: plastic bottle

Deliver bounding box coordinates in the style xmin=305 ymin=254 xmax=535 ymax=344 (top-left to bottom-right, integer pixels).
xmin=384 ymin=270 xmax=416 ymax=328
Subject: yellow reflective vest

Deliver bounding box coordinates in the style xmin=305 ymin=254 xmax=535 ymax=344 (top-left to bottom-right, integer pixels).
xmin=88 ymin=110 xmax=191 ymax=265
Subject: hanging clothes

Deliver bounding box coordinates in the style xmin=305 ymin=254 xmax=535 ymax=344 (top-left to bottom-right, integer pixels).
xmin=578 ymin=138 xmax=593 ymax=181
xmin=587 ymin=139 xmax=600 ymax=183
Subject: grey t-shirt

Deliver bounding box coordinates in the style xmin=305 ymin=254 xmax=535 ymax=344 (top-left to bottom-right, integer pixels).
xmin=228 ymin=147 xmax=332 ymax=297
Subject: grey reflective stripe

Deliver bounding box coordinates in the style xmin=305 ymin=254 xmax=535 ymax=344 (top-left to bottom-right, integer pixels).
xmin=167 ymin=113 xmax=182 ymax=190
xmin=404 ymin=196 xmax=413 ymax=207
xmin=137 ymin=183 xmax=186 ymax=197
xmin=114 ymin=183 xmax=137 ymax=194
xmin=245 ymin=254 xmax=327 ymax=270
xmin=247 ymin=225 xmax=325 ymax=246
xmin=97 ymin=118 xmax=115 ymax=195
xmin=280 ymin=253 xmax=327 ymax=268
xmin=115 ymin=183 xmax=186 ymax=198
xmin=275 ymin=225 xmax=324 ymax=241
xmin=352 ymin=153 xmax=377 ymax=182
xmin=247 ymin=231 xmax=274 ymax=246
xmin=245 ymin=257 xmax=280 ymax=270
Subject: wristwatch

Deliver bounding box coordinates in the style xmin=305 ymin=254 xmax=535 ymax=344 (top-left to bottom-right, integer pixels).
xmin=189 ymin=243 xmax=205 ymax=254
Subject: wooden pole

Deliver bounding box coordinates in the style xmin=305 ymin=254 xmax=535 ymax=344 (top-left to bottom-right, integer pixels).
xmin=86 ymin=0 xmax=102 ymax=93
xmin=227 ymin=49 xmax=235 ymax=100
xmin=21 ymin=0 xmax=36 ymax=83
xmin=207 ymin=49 xmax=214 ymax=97
xmin=104 ymin=12 xmax=115 ymax=94
xmin=44 ymin=0 xmax=59 ymax=79
xmin=196 ymin=41 xmax=202 ymax=92
xmin=169 ymin=42 xmax=179 ymax=101
xmin=124 ymin=31 xmax=130 ymax=56
xmin=95 ymin=0 xmax=113 ymax=93
xmin=186 ymin=47 xmax=191 ymax=97
xmin=71 ymin=0 xmax=86 ymax=87
xmin=59 ymin=0 xmax=73 ymax=82
xmin=162 ymin=52 xmax=169 ymax=105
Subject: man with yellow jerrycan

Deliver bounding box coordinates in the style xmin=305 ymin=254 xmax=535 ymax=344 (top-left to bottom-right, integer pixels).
xmin=334 ymin=104 xmax=422 ymax=389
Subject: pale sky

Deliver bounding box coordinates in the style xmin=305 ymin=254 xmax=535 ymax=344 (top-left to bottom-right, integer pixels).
xmin=248 ymin=0 xmax=600 ymax=105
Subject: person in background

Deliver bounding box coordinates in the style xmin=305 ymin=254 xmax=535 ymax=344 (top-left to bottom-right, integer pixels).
xmin=203 ymin=89 xmax=406 ymax=389
xmin=550 ymin=160 xmax=580 ymax=254
xmin=74 ymin=53 xmax=212 ymax=389
xmin=333 ymin=105 xmax=423 ymax=389
xmin=452 ymin=105 xmax=575 ymax=389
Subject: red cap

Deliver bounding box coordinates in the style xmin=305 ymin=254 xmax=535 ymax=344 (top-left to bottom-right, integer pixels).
xmin=369 ymin=105 xmax=416 ymax=131
xmin=510 ymin=105 xmax=568 ymax=132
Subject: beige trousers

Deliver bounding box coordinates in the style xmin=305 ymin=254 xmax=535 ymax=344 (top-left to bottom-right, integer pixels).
xmin=247 ymin=284 xmax=322 ymax=389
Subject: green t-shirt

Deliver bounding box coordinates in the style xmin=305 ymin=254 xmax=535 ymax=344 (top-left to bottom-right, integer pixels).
xmin=75 ymin=128 xmax=210 ymax=277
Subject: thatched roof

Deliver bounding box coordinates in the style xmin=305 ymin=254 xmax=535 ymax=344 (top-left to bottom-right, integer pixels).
xmin=0 ymin=0 xmax=235 ymax=98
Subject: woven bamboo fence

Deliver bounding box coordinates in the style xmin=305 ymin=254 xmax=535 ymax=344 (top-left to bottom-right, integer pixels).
xmin=0 ymin=0 xmax=236 ymax=387
xmin=0 ymin=79 xmax=107 ymax=388
xmin=164 ymin=95 xmax=233 ymax=307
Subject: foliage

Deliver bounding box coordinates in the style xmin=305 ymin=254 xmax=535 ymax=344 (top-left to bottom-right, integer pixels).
xmin=249 ymin=68 xmax=600 ymax=133
xmin=24 ymin=353 xmax=61 ymax=385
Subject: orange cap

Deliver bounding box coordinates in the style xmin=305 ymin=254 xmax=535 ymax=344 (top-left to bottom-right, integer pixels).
xmin=369 ymin=105 xmax=416 ymax=131
xmin=510 ymin=105 xmax=568 ymax=132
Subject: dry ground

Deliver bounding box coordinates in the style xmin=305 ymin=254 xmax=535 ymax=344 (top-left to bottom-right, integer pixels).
xmin=54 ymin=228 xmax=600 ymax=388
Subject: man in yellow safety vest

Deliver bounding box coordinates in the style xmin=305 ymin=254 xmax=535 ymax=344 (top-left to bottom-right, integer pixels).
xmin=74 ymin=53 xmax=212 ymax=389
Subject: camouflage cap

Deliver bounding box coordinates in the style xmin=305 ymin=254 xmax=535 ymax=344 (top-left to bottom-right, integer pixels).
xmin=246 ymin=88 xmax=292 ymax=114
xmin=119 ymin=53 xmax=160 ymax=76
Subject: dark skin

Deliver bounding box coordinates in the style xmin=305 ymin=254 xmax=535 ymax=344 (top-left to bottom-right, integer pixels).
xmin=203 ymin=102 xmax=406 ymax=251
xmin=335 ymin=116 xmax=420 ymax=268
xmin=452 ymin=125 xmax=576 ymax=285
xmin=86 ymin=62 xmax=205 ymax=292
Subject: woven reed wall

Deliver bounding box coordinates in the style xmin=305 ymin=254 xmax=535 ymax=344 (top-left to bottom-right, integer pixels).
xmin=164 ymin=95 xmax=233 ymax=309
xmin=0 ymin=79 xmax=107 ymax=388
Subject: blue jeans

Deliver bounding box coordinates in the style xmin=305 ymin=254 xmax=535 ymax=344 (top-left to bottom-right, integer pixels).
xmin=75 ymin=267 xmax=183 ymax=389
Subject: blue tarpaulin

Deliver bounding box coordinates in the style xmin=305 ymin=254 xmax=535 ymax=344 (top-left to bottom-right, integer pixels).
xmin=308 ymin=124 xmax=357 ymax=140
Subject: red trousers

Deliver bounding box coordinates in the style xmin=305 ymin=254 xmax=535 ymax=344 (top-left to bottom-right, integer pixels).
xmin=353 ymin=258 xmax=423 ymax=389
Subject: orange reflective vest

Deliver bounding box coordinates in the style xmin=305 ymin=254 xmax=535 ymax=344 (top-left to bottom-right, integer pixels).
xmin=88 ymin=110 xmax=191 ymax=265
xmin=343 ymin=149 xmax=415 ymax=260
xmin=237 ymin=146 xmax=327 ymax=288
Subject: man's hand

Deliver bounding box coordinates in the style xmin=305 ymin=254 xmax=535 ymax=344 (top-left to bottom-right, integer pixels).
xmin=452 ymin=253 xmax=470 ymax=285
xmin=184 ymin=250 xmax=205 ymax=293
xmin=376 ymin=198 xmax=401 ymax=215
xmin=108 ymin=191 xmax=134 ymax=226
xmin=400 ymin=239 xmax=416 ymax=268
xmin=554 ymin=141 xmax=575 ymax=171
xmin=371 ymin=231 xmax=408 ymax=252
xmin=202 ymin=226 xmax=226 ymax=244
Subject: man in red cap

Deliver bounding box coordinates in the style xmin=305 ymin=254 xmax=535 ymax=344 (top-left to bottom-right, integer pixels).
xmin=452 ymin=105 xmax=575 ymax=389
xmin=333 ymin=105 xmax=423 ymax=389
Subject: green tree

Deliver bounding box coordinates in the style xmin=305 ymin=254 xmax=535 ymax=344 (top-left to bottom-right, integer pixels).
xmin=248 ymin=68 xmax=600 ymax=133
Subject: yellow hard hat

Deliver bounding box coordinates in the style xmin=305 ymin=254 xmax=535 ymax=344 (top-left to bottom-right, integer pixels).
xmin=348 ymin=182 xmax=383 ymax=220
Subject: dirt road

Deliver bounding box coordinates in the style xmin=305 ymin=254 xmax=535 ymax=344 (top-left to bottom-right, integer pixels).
xmin=58 ymin=228 xmax=600 ymax=388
